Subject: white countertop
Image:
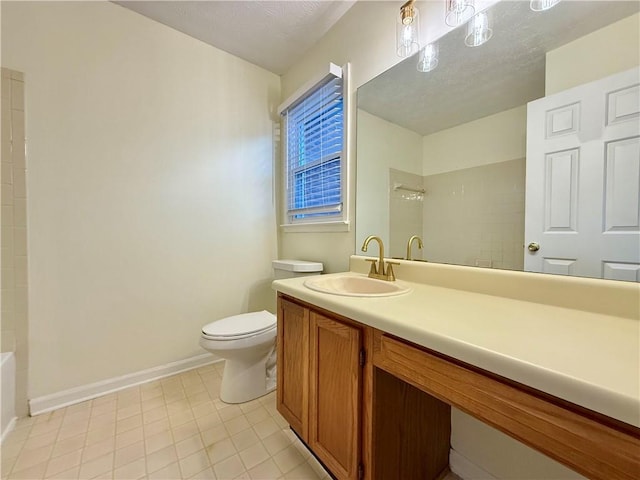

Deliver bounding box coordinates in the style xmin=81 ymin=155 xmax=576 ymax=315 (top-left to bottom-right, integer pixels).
xmin=272 ymin=271 xmax=640 ymax=428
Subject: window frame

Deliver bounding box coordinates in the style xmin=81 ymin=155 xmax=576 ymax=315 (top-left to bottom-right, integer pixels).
xmin=278 ymin=63 xmax=350 ymax=233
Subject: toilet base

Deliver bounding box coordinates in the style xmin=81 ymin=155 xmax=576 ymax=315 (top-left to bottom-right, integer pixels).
xmin=219 ymin=354 xmax=276 ymax=404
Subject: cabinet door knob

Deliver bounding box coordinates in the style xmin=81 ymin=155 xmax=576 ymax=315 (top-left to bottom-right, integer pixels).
xmin=528 ymin=242 xmax=540 ymax=252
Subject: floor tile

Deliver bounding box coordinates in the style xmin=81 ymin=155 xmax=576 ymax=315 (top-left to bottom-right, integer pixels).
xmin=117 ymin=414 xmax=144 ymax=434
xmin=8 ymin=460 xmax=47 ymax=479
xmin=143 ymin=406 xmax=168 ymax=425
xmin=45 ymin=464 xmax=80 ymax=479
xmin=238 ymin=442 xmax=270 ymax=471
xmin=85 ymin=424 xmax=116 ymax=446
xmin=247 ymin=458 xmax=282 ymax=480
xmin=44 ymin=449 xmax=83 ymax=478
xmin=116 ymin=426 xmax=144 ymax=450
xmin=188 ymin=467 xmax=216 ymax=479
xmin=224 ymin=416 xmax=250 ymax=436
xmin=281 ymin=461 xmax=320 ymax=480
xmin=148 ymin=460 xmax=181 ymax=480
xmin=2 ymin=363 xmax=328 ymax=480
xmin=21 ymin=431 xmax=57 ymax=452
xmin=146 ymin=445 xmax=178 ymax=474
xmin=144 ymin=418 xmax=171 ymax=437
xmin=261 ymin=431 xmax=292 ymax=457
xmin=252 ymin=418 xmax=278 ymax=440
xmin=175 ymin=434 xmax=204 ymax=460
xmin=178 ymin=449 xmax=211 ymax=479
xmin=81 ymin=436 xmax=115 ymax=463
xmin=206 ymin=438 xmax=237 ymax=465
xmin=201 ymin=424 xmax=229 ymax=448
xmin=77 ymin=452 xmax=113 ymax=479
xmin=245 ymin=407 xmax=270 ymax=426
xmin=114 ymin=440 xmax=145 ymax=468
xmin=213 ymin=454 xmax=246 ymax=480
xmin=51 ymin=433 xmax=86 ymax=459
xmin=231 ymin=429 xmax=260 ymax=452
xmin=113 ymin=457 xmax=146 ymax=480
xmin=145 ymin=429 xmax=174 ymax=455
xmin=172 ymin=420 xmax=200 ymax=443
xmin=12 ymin=444 xmax=54 ymax=473
xmin=272 ymin=445 xmax=306 ymax=475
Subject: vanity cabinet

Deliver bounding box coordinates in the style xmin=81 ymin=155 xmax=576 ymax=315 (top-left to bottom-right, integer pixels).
xmin=276 ymin=291 xmax=640 ymax=480
xmin=277 ymin=296 xmax=365 ymax=479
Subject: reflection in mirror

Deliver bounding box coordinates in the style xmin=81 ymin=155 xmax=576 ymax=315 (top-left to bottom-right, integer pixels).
xmin=356 ymin=1 xmax=640 ymax=281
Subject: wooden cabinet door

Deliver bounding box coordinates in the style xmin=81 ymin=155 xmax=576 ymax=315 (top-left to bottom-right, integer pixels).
xmin=277 ymin=297 xmax=309 ymax=439
xmin=309 ymin=311 xmax=362 ymax=480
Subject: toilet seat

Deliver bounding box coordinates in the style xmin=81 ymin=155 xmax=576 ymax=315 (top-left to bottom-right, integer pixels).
xmin=201 ymin=311 xmax=276 ymax=341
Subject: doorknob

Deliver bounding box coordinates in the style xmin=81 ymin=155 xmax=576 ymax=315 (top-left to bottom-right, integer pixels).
xmin=528 ymin=242 xmax=540 ymax=252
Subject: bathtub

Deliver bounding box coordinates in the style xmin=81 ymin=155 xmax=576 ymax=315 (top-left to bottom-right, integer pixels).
xmin=1 ymin=352 xmax=16 ymax=442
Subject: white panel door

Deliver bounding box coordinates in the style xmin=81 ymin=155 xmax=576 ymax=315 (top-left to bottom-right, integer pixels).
xmin=525 ymin=68 xmax=640 ymax=281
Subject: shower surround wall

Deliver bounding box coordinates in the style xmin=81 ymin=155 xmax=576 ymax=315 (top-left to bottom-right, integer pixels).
xmin=1 ymin=67 xmax=28 ymax=417
xmin=387 ymin=160 xmax=525 ymax=269
xmin=423 ymin=159 xmax=526 ymax=270
xmin=389 ymin=168 xmax=424 ymax=260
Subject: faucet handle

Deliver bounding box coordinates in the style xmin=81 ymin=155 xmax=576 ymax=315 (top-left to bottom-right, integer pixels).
xmin=365 ymin=259 xmax=378 ymax=275
xmin=385 ymin=261 xmax=400 ymax=281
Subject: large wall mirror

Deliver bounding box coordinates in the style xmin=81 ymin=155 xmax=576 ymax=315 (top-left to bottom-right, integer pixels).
xmin=356 ymin=0 xmax=640 ymax=282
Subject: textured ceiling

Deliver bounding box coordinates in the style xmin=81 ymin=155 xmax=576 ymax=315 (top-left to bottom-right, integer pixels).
xmin=358 ymin=1 xmax=640 ymax=136
xmin=115 ymin=1 xmax=356 ymax=75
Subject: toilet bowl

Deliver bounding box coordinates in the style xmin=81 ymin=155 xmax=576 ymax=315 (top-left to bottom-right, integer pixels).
xmin=200 ymin=311 xmax=277 ymax=404
xmin=200 ymin=259 xmax=323 ymax=404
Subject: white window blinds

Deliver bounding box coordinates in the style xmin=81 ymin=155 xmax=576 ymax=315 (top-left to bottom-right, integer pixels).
xmin=281 ymin=67 xmax=345 ymax=223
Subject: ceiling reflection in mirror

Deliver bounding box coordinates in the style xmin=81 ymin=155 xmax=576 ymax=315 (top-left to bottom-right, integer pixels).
xmin=356 ymin=0 xmax=640 ymax=282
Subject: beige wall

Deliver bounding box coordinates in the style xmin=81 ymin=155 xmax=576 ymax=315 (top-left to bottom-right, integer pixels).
xmin=2 ymin=1 xmax=280 ymax=398
xmin=422 ymin=105 xmax=527 ymax=176
xmin=546 ymin=12 xmax=640 ymax=95
xmin=355 ymin=109 xmax=422 ymax=255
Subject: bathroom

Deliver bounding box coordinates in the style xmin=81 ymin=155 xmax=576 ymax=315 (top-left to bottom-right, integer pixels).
xmin=1 ymin=1 xmax=639 ymax=479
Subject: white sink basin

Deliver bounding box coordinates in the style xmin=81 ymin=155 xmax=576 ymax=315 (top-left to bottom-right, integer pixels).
xmin=304 ymin=274 xmax=411 ymax=297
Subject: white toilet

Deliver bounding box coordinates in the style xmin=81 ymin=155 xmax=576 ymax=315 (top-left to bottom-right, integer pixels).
xmin=199 ymin=259 xmax=323 ymax=404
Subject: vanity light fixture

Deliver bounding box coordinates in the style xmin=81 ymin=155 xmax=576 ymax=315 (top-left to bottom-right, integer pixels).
xmin=445 ymin=0 xmax=475 ymax=27
xmin=397 ymin=0 xmax=420 ymax=58
xmin=465 ymin=10 xmax=493 ymax=47
xmin=530 ymin=0 xmax=561 ymax=12
xmin=417 ymin=42 xmax=439 ymax=72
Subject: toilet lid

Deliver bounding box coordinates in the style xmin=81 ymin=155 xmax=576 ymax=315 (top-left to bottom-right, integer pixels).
xmin=202 ymin=311 xmax=276 ymax=339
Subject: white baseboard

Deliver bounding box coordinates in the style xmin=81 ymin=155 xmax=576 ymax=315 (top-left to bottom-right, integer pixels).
xmin=1 ymin=416 xmax=17 ymax=444
xmin=29 ymin=353 xmax=221 ymax=416
xmin=450 ymin=448 xmax=498 ymax=480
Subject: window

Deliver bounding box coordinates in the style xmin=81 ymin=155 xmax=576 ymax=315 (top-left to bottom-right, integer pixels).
xmin=279 ymin=64 xmax=348 ymax=230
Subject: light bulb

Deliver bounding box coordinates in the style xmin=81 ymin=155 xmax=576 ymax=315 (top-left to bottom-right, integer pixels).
xmin=396 ymin=6 xmax=420 ymax=58
xmin=530 ymin=0 xmax=561 ymax=12
xmin=465 ymin=11 xmax=493 ymax=47
xmin=445 ymin=0 xmax=475 ymax=27
xmin=417 ymin=43 xmax=439 ymax=73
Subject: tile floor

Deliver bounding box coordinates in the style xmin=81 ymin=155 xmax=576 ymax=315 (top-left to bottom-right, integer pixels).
xmin=0 ymin=363 xmax=331 ymax=480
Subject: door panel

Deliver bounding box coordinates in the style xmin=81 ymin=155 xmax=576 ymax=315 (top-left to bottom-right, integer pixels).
xmin=309 ymin=312 xmax=361 ymax=480
xmin=277 ymin=298 xmax=309 ymax=439
xmin=525 ymin=68 xmax=640 ymax=280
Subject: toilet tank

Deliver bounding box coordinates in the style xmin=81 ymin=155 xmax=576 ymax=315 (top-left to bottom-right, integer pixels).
xmin=272 ymin=259 xmax=323 ymax=280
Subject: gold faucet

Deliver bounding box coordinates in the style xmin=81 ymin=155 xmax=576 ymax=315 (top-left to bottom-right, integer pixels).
xmin=406 ymin=235 xmax=424 ymax=261
xmin=361 ymin=235 xmax=399 ymax=281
